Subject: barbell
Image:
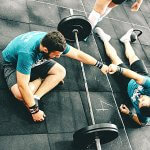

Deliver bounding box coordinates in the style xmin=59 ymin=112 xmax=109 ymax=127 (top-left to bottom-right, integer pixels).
xmin=57 ymin=9 xmax=119 ymax=150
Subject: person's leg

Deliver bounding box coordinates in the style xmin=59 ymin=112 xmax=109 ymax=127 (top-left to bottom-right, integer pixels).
xmin=2 ymin=61 xmax=42 ymax=101
xmin=34 ymin=62 xmax=66 ymax=98
xmin=120 ymin=29 xmax=149 ymax=75
xmin=10 ymin=59 xmax=66 ymax=100
xmin=123 ymin=41 xmax=139 ymax=65
xmin=29 ymin=78 xmax=42 ymax=94
xmin=88 ymin=0 xmax=112 ymax=29
xmin=103 ymin=41 xmax=123 ymax=65
xmin=97 ymin=7 xmax=112 ymax=22
xmin=10 ymin=78 xmax=42 ymax=101
xmin=88 ymin=0 xmax=127 ymax=29
xmin=98 ymin=2 xmax=118 ymax=22
xmin=120 ymin=29 xmax=139 ymax=65
xmin=95 ymin=27 xmax=123 ymax=65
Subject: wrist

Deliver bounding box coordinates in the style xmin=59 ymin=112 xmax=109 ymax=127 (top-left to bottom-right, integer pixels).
xmin=117 ymin=66 xmax=124 ymax=74
xmin=94 ymin=60 xmax=103 ymax=69
xmin=29 ymin=104 xmax=39 ymax=114
xmin=127 ymin=111 xmax=134 ymax=119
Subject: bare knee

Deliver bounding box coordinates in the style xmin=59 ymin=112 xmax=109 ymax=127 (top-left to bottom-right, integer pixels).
xmin=56 ymin=66 xmax=66 ymax=80
xmin=48 ymin=63 xmax=66 ymax=80
xmin=11 ymin=84 xmax=23 ymax=101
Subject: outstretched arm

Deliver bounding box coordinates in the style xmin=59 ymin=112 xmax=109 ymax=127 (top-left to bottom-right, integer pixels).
xmin=108 ymin=64 xmax=145 ymax=84
xmin=64 ymin=45 xmax=108 ymax=74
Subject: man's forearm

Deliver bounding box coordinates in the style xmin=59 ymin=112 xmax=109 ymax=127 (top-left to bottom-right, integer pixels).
xmin=119 ymin=67 xmax=144 ymax=84
xmin=77 ymin=50 xmax=97 ymax=65
xmin=18 ymin=84 xmax=35 ymax=107
xmin=66 ymin=46 xmax=98 ymax=65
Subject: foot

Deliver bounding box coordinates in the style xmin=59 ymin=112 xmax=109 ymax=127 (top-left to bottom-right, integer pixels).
xmin=94 ymin=27 xmax=111 ymax=42
xmin=120 ymin=28 xmax=133 ymax=43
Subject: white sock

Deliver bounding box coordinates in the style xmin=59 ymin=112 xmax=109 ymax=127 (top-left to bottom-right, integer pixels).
xmin=94 ymin=27 xmax=111 ymax=42
xmin=34 ymin=95 xmax=40 ymax=106
xmin=88 ymin=10 xmax=101 ymax=29
xmin=120 ymin=28 xmax=134 ymax=43
xmin=34 ymin=95 xmax=40 ymax=100
xmin=98 ymin=7 xmax=112 ymax=22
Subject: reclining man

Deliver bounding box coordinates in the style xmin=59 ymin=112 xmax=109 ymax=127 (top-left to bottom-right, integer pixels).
xmin=88 ymin=0 xmax=143 ymax=29
xmin=2 ymin=31 xmax=108 ymax=122
xmin=95 ymin=27 xmax=150 ymax=126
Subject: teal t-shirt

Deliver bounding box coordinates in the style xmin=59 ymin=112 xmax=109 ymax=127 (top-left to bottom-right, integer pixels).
xmin=2 ymin=31 xmax=71 ymax=74
xmin=127 ymin=76 xmax=150 ymax=124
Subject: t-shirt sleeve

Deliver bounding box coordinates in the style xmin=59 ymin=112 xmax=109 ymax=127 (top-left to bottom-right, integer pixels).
xmin=62 ymin=44 xmax=71 ymax=55
xmin=132 ymin=100 xmax=147 ymax=123
xmin=17 ymin=52 xmax=33 ymax=74
xmin=141 ymin=76 xmax=150 ymax=88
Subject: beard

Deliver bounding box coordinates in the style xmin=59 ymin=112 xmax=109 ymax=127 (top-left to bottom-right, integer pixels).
xmin=41 ymin=52 xmax=50 ymax=59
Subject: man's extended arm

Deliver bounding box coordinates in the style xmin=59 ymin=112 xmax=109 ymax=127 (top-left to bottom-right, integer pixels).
xmin=64 ymin=46 xmax=108 ymax=74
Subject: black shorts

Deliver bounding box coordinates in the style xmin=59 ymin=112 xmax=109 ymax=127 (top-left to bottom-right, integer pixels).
xmin=2 ymin=59 xmax=56 ymax=89
xmin=112 ymin=0 xmax=126 ymax=5
xmin=113 ymin=60 xmax=149 ymax=89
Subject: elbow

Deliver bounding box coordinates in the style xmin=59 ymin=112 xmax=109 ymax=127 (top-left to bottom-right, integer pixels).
xmin=136 ymin=75 xmax=144 ymax=85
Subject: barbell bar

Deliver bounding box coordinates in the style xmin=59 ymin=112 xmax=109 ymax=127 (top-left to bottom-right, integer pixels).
xmin=57 ymin=9 xmax=119 ymax=150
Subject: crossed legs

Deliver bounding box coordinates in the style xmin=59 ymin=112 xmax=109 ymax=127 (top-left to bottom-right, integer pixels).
xmin=11 ymin=62 xmax=66 ymax=101
xmin=34 ymin=63 xmax=66 ymax=98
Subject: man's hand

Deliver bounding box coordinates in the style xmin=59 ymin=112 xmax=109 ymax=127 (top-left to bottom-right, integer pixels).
xmin=108 ymin=64 xmax=118 ymax=74
xmin=131 ymin=1 xmax=141 ymax=11
xmin=100 ymin=64 xmax=109 ymax=74
xmin=32 ymin=110 xmax=46 ymax=122
xmin=120 ymin=104 xmax=130 ymax=115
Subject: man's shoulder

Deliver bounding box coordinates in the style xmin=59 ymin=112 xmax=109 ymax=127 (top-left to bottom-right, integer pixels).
xmin=141 ymin=76 xmax=150 ymax=87
xmin=18 ymin=31 xmax=47 ymax=42
xmin=16 ymin=31 xmax=47 ymax=50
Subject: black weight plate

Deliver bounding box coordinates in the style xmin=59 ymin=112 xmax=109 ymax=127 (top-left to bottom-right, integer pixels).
xmin=57 ymin=15 xmax=92 ymax=42
xmin=73 ymin=123 xmax=118 ymax=149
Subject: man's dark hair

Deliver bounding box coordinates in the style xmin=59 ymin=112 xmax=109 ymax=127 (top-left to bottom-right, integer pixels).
xmin=41 ymin=31 xmax=66 ymax=52
xmin=140 ymin=106 xmax=150 ymax=117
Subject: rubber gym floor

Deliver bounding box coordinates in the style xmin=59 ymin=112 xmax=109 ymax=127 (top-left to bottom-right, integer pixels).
xmin=0 ymin=0 xmax=150 ymax=150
